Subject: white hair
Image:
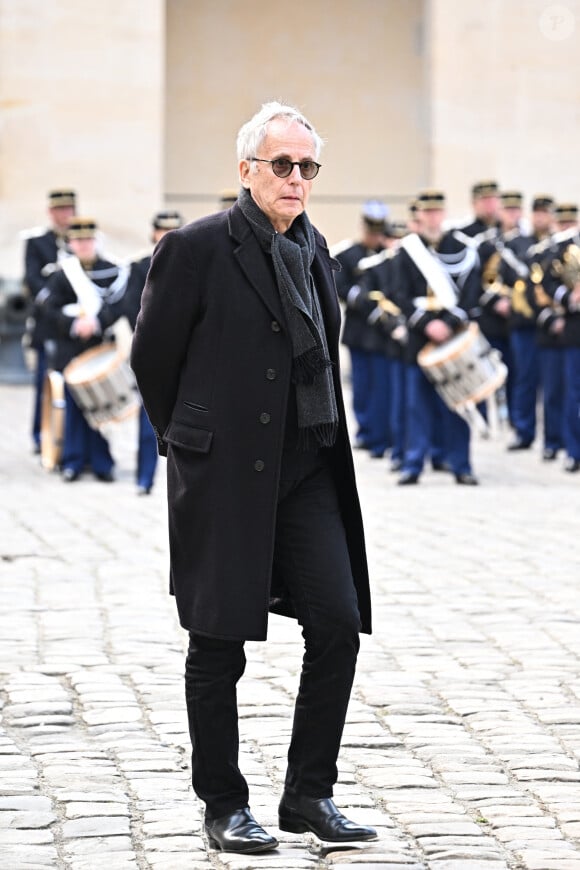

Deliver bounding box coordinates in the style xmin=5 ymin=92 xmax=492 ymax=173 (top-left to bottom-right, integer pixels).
xmin=236 ymin=101 xmax=324 ymax=162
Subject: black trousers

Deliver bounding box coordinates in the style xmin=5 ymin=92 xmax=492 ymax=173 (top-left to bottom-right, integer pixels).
xmin=184 ymin=448 xmax=362 ymax=820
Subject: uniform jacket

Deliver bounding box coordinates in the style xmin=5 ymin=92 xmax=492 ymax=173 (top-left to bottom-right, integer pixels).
xmin=41 ymin=257 xmax=128 ymax=371
xmin=131 ymin=204 xmax=371 ymax=642
xmin=125 ymin=254 xmax=152 ymax=329
xmin=333 ymin=240 xmax=386 ymax=353
xmin=392 ymin=232 xmax=481 ymax=364
xmin=24 ymin=229 xmax=64 ymax=347
xmin=540 ymin=230 xmax=580 ymax=347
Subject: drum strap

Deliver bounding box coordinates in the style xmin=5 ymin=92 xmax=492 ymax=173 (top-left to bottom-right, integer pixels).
xmin=401 ymin=234 xmax=458 ymax=309
xmin=61 ymin=256 xmax=104 ymax=317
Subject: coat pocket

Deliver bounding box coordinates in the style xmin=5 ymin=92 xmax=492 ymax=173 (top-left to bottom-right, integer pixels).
xmin=164 ymin=420 xmax=213 ymax=453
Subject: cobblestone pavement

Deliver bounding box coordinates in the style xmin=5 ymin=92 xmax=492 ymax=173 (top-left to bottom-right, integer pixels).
xmin=1 ymin=379 xmax=580 ymax=870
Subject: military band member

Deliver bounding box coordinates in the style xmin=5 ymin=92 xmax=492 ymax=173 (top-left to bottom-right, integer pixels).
xmin=499 ymin=200 xmax=548 ymax=451
xmin=22 ymin=189 xmax=77 ymax=453
xmin=460 ymin=180 xmax=502 ymax=239
xmin=40 ymin=217 xmax=129 ymax=482
xmin=355 ymin=222 xmax=408 ymax=466
xmin=331 ymin=200 xmax=389 ymax=452
xmin=536 ymin=206 xmax=580 ymax=471
xmin=392 ymin=190 xmax=481 ymax=485
xmin=126 ymin=210 xmax=184 ymax=494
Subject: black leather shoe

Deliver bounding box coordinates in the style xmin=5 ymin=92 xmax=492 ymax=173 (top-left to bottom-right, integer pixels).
xmin=397 ymin=471 xmax=419 ymax=485
xmin=507 ymin=437 xmax=532 ymax=451
xmin=432 ymin=460 xmax=451 ymax=472
xmin=278 ymin=794 xmax=377 ymax=842
xmin=95 ymin=471 xmax=114 ymax=482
xmin=137 ymin=485 xmax=152 ymax=495
xmin=565 ymin=458 xmax=580 ymax=473
xmin=455 ymin=473 xmax=479 ymax=485
xmin=543 ymin=447 xmax=558 ymax=461
xmin=205 ymin=807 xmax=278 ymax=853
xmin=62 ymin=468 xmax=80 ymax=482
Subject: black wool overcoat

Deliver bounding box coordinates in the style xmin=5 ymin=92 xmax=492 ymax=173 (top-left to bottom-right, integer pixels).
xmin=131 ymin=204 xmax=372 ymax=641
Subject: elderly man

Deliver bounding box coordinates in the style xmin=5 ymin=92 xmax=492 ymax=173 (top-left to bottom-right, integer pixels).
xmin=131 ymin=102 xmax=375 ymax=854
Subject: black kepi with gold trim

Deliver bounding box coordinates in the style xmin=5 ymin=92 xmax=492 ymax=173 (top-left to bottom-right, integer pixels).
xmin=66 ymin=217 xmax=97 ymax=239
xmin=471 ymin=180 xmax=499 ymax=198
xmin=531 ymin=194 xmax=554 ymax=211
xmin=152 ymin=210 xmax=183 ymax=230
xmin=554 ymin=203 xmax=578 ymax=222
xmin=49 ymin=189 xmax=76 ymax=209
xmin=501 ymin=190 xmax=523 ymax=208
xmin=416 ymin=189 xmax=446 ymax=210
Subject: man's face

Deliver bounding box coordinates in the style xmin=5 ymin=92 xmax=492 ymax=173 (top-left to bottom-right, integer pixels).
xmin=532 ymin=209 xmax=553 ymax=236
xmin=50 ymin=205 xmax=75 ymax=232
xmin=68 ymin=236 xmax=97 ymax=262
xmin=474 ymin=195 xmax=500 ymax=223
xmin=239 ymin=118 xmax=316 ymax=233
xmin=417 ymin=207 xmax=445 ymax=242
xmin=501 ymin=206 xmax=521 ymax=231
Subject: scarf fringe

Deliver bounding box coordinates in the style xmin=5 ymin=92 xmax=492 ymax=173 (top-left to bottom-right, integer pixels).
xmin=292 ymin=347 xmax=333 ymax=385
xmin=297 ymin=422 xmax=339 ymax=451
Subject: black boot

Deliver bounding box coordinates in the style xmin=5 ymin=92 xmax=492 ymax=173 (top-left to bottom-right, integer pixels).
xmin=278 ymin=793 xmax=377 ymax=842
xmin=205 ymin=807 xmax=278 ymax=853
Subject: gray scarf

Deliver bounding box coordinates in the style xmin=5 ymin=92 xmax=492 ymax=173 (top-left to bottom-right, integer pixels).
xmin=238 ymin=188 xmax=338 ymax=449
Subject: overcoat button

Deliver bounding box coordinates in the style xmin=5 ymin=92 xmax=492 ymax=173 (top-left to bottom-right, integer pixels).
xmin=266 ymin=368 xmax=277 ymax=380
xmin=259 ymin=412 xmax=271 ymax=424
xmin=271 ymin=321 xmax=281 ymax=332
xmin=254 ymin=460 xmax=265 ymax=471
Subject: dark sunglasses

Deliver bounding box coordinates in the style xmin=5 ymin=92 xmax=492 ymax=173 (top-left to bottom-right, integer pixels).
xmin=250 ymin=157 xmax=321 ymax=180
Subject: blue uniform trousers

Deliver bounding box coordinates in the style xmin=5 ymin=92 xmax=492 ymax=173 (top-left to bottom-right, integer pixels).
xmin=539 ymin=346 xmax=565 ymax=453
xmin=389 ymin=358 xmax=406 ymax=464
xmin=349 ymin=348 xmax=372 ymax=444
xmin=564 ymin=347 xmax=580 ymax=461
xmin=402 ymin=364 xmax=471 ymax=477
xmin=137 ymin=404 xmax=158 ymax=490
xmin=62 ymin=386 xmax=114 ymax=475
xmin=365 ymin=353 xmax=392 ymax=457
xmin=509 ymin=328 xmax=540 ymax=444
xmin=488 ymin=335 xmax=513 ymax=424
xmin=31 ymin=346 xmax=47 ymax=449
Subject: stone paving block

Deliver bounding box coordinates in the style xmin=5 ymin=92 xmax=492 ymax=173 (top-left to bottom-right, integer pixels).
xmin=61 ymin=816 xmax=131 ymax=838
xmin=146 ymin=858 xmax=213 ymax=870
xmin=0 ymin=846 xmax=59 ymax=867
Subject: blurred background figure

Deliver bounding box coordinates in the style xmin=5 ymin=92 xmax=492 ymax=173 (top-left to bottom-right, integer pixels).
xmin=331 ymin=200 xmax=389 ymax=452
xmin=40 ymin=217 xmax=129 ymax=483
xmin=125 ymin=210 xmax=184 ymax=494
xmin=460 ymin=180 xmax=501 ymax=238
xmin=22 ymin=189 xmax=77 ymax=454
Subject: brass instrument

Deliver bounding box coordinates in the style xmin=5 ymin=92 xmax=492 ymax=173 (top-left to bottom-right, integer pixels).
xmin=511 ymin=278 xmax=534 ymax=319
xmin=368 ymin=290 xmax=402 ymax=317
xmin=553 ymin=243 xmax=580 ymax=291
xmin=368 ymin=290 xmax=407 ymax=342
xmin=482 ymin=251 xmax=501 ymax=289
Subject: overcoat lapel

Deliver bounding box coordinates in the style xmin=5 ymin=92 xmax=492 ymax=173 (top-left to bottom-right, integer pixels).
xmin=311 ymin=243 xmax=341 ymax=351
xmin=229 ymin=206 xmax=284 ymax=324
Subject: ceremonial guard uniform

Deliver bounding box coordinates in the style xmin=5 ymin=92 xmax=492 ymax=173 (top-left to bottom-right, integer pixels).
xmin=125 ymin=210 xmax=184 ymax=493
xmin=460 ymin=180 xmax=502 ymax=239
xmin=41 ymin=218 xmax=129 ymax=481
xmin=22 ymin=189 xmax=76 ymax=452
xmin=331 ymin=201 xmax=389 ymax=453
xmin=355 ymin=224 xmax=408 ymax=469
xmin=537 ymin=206 xmax=580 ymax=470
xmin=393 ymin=191 xmax=481 ymax=485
